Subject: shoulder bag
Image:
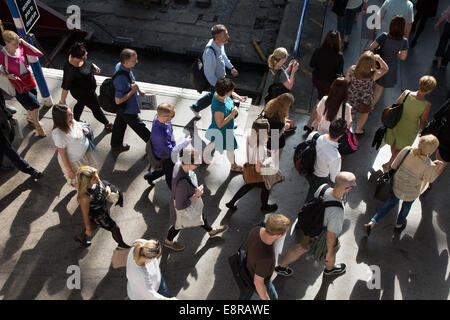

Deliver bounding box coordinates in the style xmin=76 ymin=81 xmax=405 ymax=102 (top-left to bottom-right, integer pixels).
xmin=242 ymin=139 xmax=264 ymax=184
xmin=374 ymin=148 xmax=411 ymax=202
xmin=3 ymin=47 xmax=36 ymax=94
xmin=382 ymin=91 xmax=410 ymax=129
xmin=264 ymin=68 xmax=290 ymax=104
xmin=174 ymin=177 xmax=204 ymax=230
xmin=228 ymin=243 xmax=254 ymax=292
xmin=338 ymin=103 xmax=358 ymax=154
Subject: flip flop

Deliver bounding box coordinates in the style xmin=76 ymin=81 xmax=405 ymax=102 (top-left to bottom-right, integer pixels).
xmin=230 ymin=165 xmax=243 ymax=173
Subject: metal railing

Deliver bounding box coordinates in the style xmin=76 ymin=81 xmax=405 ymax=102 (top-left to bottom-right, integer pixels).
xmin=293 ymin=0 xmax=310 ymax=60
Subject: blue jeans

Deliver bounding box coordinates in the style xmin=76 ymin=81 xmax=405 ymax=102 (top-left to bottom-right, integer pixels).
xmin=192 ymin=85 xmax=215 ymax=112
xmin=238 ymin=280 xmax=278 ymax=300
xmin=15 ymin=88 xmax=40 ymax=110
xmin=157 ymin=276 xmax=172 ymax=298
xmin=336 ymin=5 xmax=361 ymax=39
xmin=371 ymin=192 xmax=414 ymax=226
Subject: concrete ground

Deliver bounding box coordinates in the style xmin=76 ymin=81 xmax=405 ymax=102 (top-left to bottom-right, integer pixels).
xmin=0 ymin=1 xmax=449 ymax=300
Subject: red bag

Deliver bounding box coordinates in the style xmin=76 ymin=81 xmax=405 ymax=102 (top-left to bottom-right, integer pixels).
xmin=3 ymin=47 xmax=36 ymax=94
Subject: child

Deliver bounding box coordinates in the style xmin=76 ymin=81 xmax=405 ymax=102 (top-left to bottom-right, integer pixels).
xmin=144 ymin=103 xmax=191 ymax=189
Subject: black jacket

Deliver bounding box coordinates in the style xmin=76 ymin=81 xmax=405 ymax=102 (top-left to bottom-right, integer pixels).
xmin=0 ymin=90 xmax=14 ymax=148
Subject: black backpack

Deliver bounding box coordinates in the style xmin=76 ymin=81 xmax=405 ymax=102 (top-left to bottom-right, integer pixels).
xmin=98 ymin=70 xmax=132 ymax=113
xmin=293 ymin=132 xmax=320 ymax=175
xmin=228 ymin=246 xmax=253 ymax=292
xmin=189 ymin=45 xmax=216 ymax=94
xmin=264 ymin=69 xmax=290 ymax=104
xmin=297 ymin=185 xmax=343 ymax=237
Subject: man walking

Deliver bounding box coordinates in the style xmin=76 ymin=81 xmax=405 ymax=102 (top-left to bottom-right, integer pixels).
xmin=239 ymin=214 xmax=291 ymax=300
xmin=190 ymin=24 xmax=239 ymax=119
xmin=305 ymin=118 xmax=347 ymax=201
xmin=111 ymin=48 xmax=151 ymax=152
xmin=274 ymin=172 xmax=356 ymax=277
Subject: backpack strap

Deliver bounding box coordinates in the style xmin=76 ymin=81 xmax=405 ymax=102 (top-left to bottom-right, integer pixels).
xmin=322 ymin=200 xmax=344 ymax=210
xmin=317 ymin=184 xmax=330 ymax=199
xmin=112 ymin=69 xmax=132 ymax=84
xmin=312 ymin=132 xmax=320 ymax=142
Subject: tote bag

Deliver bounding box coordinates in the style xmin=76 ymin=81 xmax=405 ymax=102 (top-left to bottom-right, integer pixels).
xmin=174 ymin=197 xmax=204 ymax=230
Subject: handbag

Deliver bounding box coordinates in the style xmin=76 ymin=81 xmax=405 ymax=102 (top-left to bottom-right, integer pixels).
xmin=264 ymin=69 xmax=290 ymax=104
xmin=262 ymin=169 xmax=285 ymax=190
xmin=111 ymin=247 xmax=130 ymax=269
xmin=145 ymin=139 xmax=163 ymax=171
xmin=228 ymin=246 xmax=254 ymax=292
xmin=374 ymin=148 xmax=411 ymax=202
xmin=174 ymin=177 xmax=204 ymax=230
xmin=3 ymin=48 xmax=36 ymax=94
xmin=242 ymin=163 xmax=264 ymax=184
xmin=331 ymin=0 xmax=350 ymax=16
xmin=382 ymin=92 xmax=410 ymax=129
xmin=338 ymin=104 xmax=358 ymax=154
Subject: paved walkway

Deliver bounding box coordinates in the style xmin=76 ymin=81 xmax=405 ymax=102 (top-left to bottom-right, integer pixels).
xmin=0 ymin=1 xmax=449 ymax=300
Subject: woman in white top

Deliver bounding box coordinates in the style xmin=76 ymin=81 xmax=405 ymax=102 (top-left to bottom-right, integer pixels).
xmin=51 ymin=104 xmax=96 ymax=186
xmin=126 ymin=239 xmax=178 ymax=300
xmin=225 ymin=118 xmax=278 ymax=212
xmin=315 ymin=77 xmax=352 ymax=135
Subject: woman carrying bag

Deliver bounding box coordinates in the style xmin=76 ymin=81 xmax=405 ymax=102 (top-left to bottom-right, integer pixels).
xmin=226 ymin=118 xmax=279 ymax=213
xmin=0 ymin=31 xmax=46 ymax=136
xmin=364 ymin=135 xmax=444 ymax=236
xmin=164 ymin=149 xmax=228 ymax=252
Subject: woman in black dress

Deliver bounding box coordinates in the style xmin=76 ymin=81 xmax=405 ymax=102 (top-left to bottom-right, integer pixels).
xmin=59 ymin=43 xmax=113 ymax=132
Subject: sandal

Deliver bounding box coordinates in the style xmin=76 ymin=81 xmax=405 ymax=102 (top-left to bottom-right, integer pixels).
xmin=354 ymin=129 xmax=365 ymax=137
xmin=230 ymin=165 xmax=243 ymax=173
xmin=74 ymin=235 xmax=91 ymax=247
xmin=164 ymin=240 xmax=185 ymax=251
xmin=105 ymin=123 xmax=113 ymax=133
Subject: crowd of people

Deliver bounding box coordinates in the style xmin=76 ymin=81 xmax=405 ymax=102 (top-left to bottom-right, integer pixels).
xmin=0 ymin=1 xmax=449 ymax=301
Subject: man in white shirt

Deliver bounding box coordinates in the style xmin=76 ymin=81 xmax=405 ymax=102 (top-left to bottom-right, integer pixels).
xmin=379 ymin=0 xmax=414 ymax=38
xmin=305 ymin=118 xmax=347 ymax=201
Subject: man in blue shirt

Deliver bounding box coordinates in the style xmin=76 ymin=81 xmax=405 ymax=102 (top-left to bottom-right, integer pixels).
xmin=190 ymin=24 xmax=239 ymax=119
xmin=111 ymin=48 xmax=151 ymax=152
xmin=144 ymin=103 xmax=190 ymax=189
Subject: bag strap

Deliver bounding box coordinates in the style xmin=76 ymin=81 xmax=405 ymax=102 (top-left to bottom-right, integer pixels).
xmin=312 ymin=132 xmax=320 ymax=142
xmin=3 ymin=48 xmax=9 ymax=74
xmin=401 ymin=91 xmax=410 ymax=105
xmin=341 ymin=102 xmax=346 ymax=120
xmin=322 ymin=200 xmax=344 ymax=210
xmin=112 ymin=69 xmax=132 ymax=84
xmin=393 ymin=148 xmax=412 ymax=173
xmin=317 ymin=184 xmax=330 ymax=199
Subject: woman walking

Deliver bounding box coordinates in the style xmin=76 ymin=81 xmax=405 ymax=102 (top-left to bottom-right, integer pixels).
xmin=126 ymin=239 xmax=178 ymax=300
xmin=382 ymin=76 xmax=436 ymax=171
xmin=345 ymin=51 xmax=388 ymax=135
xmin=75 ymin=166 xmax=130 ymax=248
xmin=226 ymin=118 xmax=278 ymax=213
xmin=264 ymin=93 xmax=295 ymax=153
xmin=364 ymin=135 xmax=444 ymax=236
xmin=164 ymin=149 xmax=228 ymax=252
xmin=0 ymin=30 xmax=46 ymax=136
xmin=305 ymin=30 xmax=344 ymax=133
xmin=370 ymin=15 xmax=409 ymax=107
xmin=52 ymin=104 xmax=96 ymax=187
xmin=59 ymin=42 xmax=113 ymax=132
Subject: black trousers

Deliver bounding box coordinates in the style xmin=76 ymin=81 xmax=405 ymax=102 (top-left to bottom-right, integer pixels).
xmin=228 ymin=182 xmax=269 ymax=206
xmin=306 ymin=173 xmax=330 ymax=202
xmin=435 ymin=22 xmax=450 ymax=66
xmin=147 ymin=158 xmax=175 ymax=189
xmin=73 ymin=93 xmax=109 ymax=125
xmin=111 ymin=109 xmax=151 ymax=146
xmin=0 ymin=139 xmax=35 ymax=175
xmin=411 ymin=11 xmax=429 ymax=43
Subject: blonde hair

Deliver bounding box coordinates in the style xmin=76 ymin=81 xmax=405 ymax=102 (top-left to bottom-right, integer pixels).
xmin=264 ymin=93 xmax=294 ymax=122
xmin=76 ymin=166 xmax=98 ymax=199
xmin=265 ymin=214 xmax=291 ymax=236
xmin=2 ymin=30 xmax=19 ymax=43
xmin=412 ymin=135 xmax=439 ymax=157
xmin=418 ymin=76 xmax=437 ymax=93
xmin=268 ymin=47 xmax=288 ymax=69
xmin=157 ymin=102 xmax=174 ymax=116
xmin=354 ymin=51 xmax=377 ymax=80
xmin=133 ymin=239 xmax=161 ymax=263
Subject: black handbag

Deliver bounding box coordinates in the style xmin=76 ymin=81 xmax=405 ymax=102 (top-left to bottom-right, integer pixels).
xmin=228 ymin=246 xmax=254 ymax=292
xmin=382 ymin=92 xmax=410 ymax=129
xmin=374 ymin=148 xmax=411 ymax=202
xmin=332 ymin=0 xmax=350 ymax=16
xmin=264 ymin=69 xmax=290 ymax=104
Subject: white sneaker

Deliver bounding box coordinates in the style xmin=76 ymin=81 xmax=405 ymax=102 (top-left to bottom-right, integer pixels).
xmin=190 ymin=106 xmax=201 ymax=119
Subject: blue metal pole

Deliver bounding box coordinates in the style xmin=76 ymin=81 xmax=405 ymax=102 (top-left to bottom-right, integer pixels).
xmin=294 ymin=0 xmax=309 ymax=60
xmin=4 ymin=0 xmax=53 ymax=106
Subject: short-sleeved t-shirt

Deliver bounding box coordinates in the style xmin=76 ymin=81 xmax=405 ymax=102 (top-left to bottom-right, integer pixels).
xmin=62 ymin=60 xmax=97 ymax=99
xmin=315 ymin=184 xmax=345 ymax=236
xmin=380 ymin=0 xmax=414 ymax=33
xmin=246 ymin=226 xmax=275 ymax=281
xmin=51 ymin=120 xmax=89 ymax=163
xmin=270 ymin=67 xmax=289 ymax=86
xmin=113 ymin=63 xmax=140 ymax=115
xmin=316 ymin=96 xmax=352 ymax=134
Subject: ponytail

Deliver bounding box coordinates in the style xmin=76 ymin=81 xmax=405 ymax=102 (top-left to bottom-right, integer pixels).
xmin=132 ymin=239 xmax=161 ymax=263
xmin=268 ymin=54 xmax=276 ymax=69
xmin=133 ymin=242 xmax=144 ymax=263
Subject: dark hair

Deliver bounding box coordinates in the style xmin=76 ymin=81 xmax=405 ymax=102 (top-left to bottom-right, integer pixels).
xmin=322 ymin=30 xmax=342 ymax=52
xmin=211 ymin=24 xmax=227 ymax=40
xmin=69 ymin=42 xmax=87 ymax=59
xmin=120 ymin=48 xmax=137 ymax=63
xmin=250 ymin=118 xmax=270 ymax=146
xmin=329 ymin=118 xmax=347 ymax=139
xmin=215 ymin=77 xmax=235 ymax=96
xmin=324 ymin=77 xmax=348 ymax=122
xmin=389 ymin=15 xmax=406 ymax=40
xmin=52 ymin=104 xmax=71 ymax=133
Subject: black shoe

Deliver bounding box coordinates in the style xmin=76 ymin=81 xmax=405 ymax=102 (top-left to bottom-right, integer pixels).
xmin=394 ymin=220 xmax=407 ymax=232
xmin=225 ymin=202 xmax=237 ymax=210
xmin=143 ymin=172 xmax=155 ymax=186
xmin=6 ymin=106 xmax=17 ymax=114
xmin=74 ymin=235 xmax=91 ymax=247
xmin=31 ymin=170 xmax=43 ymax=180
xmin=0 ymin=164 xmax=14 ymax=171
xmin=261 ymin=203 xmax=278 ymax=212
xmin=363 ymin=223 xmax=372 ymax=237
xmin=274 ymin=265 xmax=294 ymax=277
xmin=111 ymin=144 xmax=130 ymax=153
xmin=324 ymin=263 xmax=346 ymax=276
xmin=303 ymin=125 xmax=313 ymax=134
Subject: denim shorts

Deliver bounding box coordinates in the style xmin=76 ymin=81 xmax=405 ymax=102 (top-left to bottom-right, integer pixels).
xmin=15 ymin=88 xmax=40 ymax=110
